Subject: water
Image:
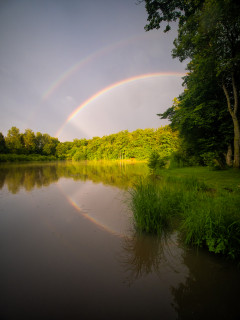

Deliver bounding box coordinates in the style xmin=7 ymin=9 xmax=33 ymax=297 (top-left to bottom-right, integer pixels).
xmin=0 ymin=161 xmax=239 ymax=319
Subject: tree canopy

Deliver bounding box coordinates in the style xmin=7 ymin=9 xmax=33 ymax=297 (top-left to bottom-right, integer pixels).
xmin=142 ymin=0 xmax=240 ymax=167
xmin=0 ymin=126 xmax=179 ymax=163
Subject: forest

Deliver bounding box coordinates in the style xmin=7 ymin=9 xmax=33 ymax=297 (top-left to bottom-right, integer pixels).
xmin=0 ymin=126 xmax=179 ymax=163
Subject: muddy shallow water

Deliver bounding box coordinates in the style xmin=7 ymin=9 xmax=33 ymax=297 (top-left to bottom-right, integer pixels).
xmin=0 ymin=161 xmax=239 ymax=319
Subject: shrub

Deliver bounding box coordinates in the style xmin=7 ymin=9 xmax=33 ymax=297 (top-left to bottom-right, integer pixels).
xmin=148 ymin=151 xmax=168 ymax=170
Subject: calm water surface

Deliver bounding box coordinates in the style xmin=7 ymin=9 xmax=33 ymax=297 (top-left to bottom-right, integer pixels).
xmin=0 ymin=161 xmax=239 ymax=319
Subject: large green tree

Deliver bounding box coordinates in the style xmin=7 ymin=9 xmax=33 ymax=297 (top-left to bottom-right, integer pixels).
xmin=142 ymin=0 xmax=240 ymax=167
xmin=5 ymin=126 xmax=23 ymax=154
xmin=23 ymin=129 xmax=36 ymax=154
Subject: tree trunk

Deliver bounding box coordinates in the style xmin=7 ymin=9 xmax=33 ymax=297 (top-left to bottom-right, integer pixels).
xmin=222 ymin=74 xmax=240 ymax=168
xmin=233 ymin=116 xmax=240 ymax=168
xmin=225 ymin=144 xmax=233 ymax=167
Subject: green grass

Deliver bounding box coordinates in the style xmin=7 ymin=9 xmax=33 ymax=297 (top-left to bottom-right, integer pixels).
xmin=129 ymin=168 xmax=240 ymax=260
xmin=129 ymin=179 xmax=182 ymax=234
xmin=181 ymin=192 xmax=240 ymax=259
xmin=156 ymin=166 xmax=240 ymax=192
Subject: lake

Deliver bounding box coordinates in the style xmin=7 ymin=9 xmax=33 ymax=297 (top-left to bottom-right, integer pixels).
xmin=0 ymin=161 xmax=239 ymax=319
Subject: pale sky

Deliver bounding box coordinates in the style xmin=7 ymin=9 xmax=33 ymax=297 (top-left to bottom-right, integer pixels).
xmin=0 ymin=0 xmax=187 ymax=142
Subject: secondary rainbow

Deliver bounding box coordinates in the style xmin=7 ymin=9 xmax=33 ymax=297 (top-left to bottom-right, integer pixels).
xmin=42 ymin=33 xmax=148 ymax=100
xmin=55 ymin=72 xmax=185 ymax=138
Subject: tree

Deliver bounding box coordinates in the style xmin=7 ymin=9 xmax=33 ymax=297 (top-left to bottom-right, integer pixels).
xmin=142 ymin=0 xmax=240 ymax=167
xmin=5 ymin=126 xmax=23 ymax=154
xmin=0 ymin=132 xmax=6 ymax=153
xmin=42 ymin=134 xmax=59 ymax=156
xmin=35 ymin=132 xmax=44 ymax=154
xmin=160 ymin=59 xmax=233 ymax=166
xmin=23 ymin=129 xmax=36 ymax=154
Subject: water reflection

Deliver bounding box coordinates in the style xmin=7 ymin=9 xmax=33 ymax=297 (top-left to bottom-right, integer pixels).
xmin=0 ymin=161 xmax=148 ymax=193
xmin=171 ymin=247 xmax=240 ymax=319
xmin=120 ymin=231 xmax=188 ymax=286
xmin=120 ymin=230 xmax=240 ymax=318
xmin=121 ymin=233 xmax=165 ymax=280
xmin=1 ymin=161 xmax=240 ymax=319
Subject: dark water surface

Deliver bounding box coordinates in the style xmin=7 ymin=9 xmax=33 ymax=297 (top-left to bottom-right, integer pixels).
xmin=0 ymin=161 xmax=239 ymax=320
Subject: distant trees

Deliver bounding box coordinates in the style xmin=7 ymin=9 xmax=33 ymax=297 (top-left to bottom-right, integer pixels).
xmin=64 ymin=126 xmax=179 ymax=161
xmin=0 ymin=126 xmax=179 ymax=163
xmin=1 ymin=127 xmax=60 ymax=157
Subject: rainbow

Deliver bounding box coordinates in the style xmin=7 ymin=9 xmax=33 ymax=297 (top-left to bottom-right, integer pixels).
xmin=67 ymin=197 xmax=125 ymax=237
xmin=42 ymin=33 xmax=149 ymax=100
xmin=56 ymin=179 xmax=125 ymax=237
xmin=55 ymin=72 xmax=185 ymax=138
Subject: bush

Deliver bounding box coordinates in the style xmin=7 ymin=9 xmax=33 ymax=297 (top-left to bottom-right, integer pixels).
xmin=200 ymin=152 xmax=225 ymax=170
xmin=148 ymin=151 xmax=168 ymax=170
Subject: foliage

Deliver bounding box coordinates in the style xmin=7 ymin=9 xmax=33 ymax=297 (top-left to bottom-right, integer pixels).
xmin=59 ymin=126 xmax=179 ymax=161
xmin=148 ymin=151 xmax=168 ymax=169
xmin=142 ymin=0 xmax=240 ymax=168
xmin=0 ymin=153 xmax=57 ymax=162
xmin=23 ymin=129 xmax=36 ymax=154
xmin=5 ymin=127 xmax=23 ymax=154
xmin=1 ymin=127 xmax=60 ymax=157
xmin=181 ymin=193 xmax=240 ymax=260
xmin=0 ymin=126 xmax=179 ymax=162
xmin=0 ymin=132 xmax=6 ymax=153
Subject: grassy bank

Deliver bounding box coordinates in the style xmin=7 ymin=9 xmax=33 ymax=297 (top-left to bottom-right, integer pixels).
xmin=0 ymin=153 xmax=57 ymax=162
xmin=129 ymin=168 xmax=240 ymax=260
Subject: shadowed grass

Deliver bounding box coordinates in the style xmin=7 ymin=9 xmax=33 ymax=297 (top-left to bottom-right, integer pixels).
xmin=181 ymin=193 xmax=240 ymax=259
xmin=129 ymin=174 xmax=240 ymax=260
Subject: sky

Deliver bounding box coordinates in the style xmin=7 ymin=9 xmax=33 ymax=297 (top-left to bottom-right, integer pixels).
xmin=0 ymin=0 xmax=187 ymax=142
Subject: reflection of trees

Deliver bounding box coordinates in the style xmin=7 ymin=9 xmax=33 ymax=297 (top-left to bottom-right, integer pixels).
xmin=121 ymin=234 xmax=163 ymax=283
xmin=120 ymin=231 xmax=240 ymax=318
xmin=0 ymin=170 xmax=5 ymax=189
xmin=171 ymin=247 xmax=240 ymax=319
xmin=0 ymin=163 xmax=59 ymax=193
xmin=120 ymin=232 xmax=179 ymax=286
xmin=57 ymin=161 xmax=148 ymax=189
xmin=0 ymin=161 xmax=148 ymax=194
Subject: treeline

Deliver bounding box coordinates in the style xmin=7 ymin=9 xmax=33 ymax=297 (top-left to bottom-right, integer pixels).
xmin=0 ymin=127 xmax=59 ymax=156
xmin=143 ymin=0 xmax=240 ymax=168
xmin=0 ymin=126 xmax=179 ymax=161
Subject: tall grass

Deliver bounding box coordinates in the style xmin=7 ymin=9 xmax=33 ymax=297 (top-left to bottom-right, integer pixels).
xmin=129 ymin=175 xmax=240 ymax=260
xmin=129 ymin=179 xmax=182 ymax=234
xmin=181 ymin=193 xmax=240 ymax=259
